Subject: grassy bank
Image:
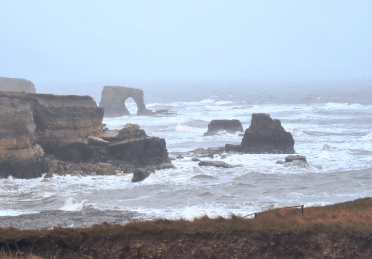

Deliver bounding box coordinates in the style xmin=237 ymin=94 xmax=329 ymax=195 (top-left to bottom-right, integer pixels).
xmin=1 ymin=198 xmax=372 ymax=258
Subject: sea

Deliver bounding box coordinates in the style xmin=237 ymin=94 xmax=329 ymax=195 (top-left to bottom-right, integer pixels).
xmin=1 ymin=83 xmax=372 ymax=221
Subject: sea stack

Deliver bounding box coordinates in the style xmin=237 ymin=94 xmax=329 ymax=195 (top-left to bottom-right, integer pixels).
xmin=99 ymin=86 xmax=154 ymax=117
xmin=204 ymin=119 xmax=244 ymax=136
xmin=0 ymin=77 xmax=36 ymax=93
xmin=226 ymin=113 xmax=295 ymax=154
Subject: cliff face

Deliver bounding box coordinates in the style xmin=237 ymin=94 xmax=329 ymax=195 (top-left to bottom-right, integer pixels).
xmin=0 ymin=92 xmax=171 ymax=179
xmin=0 ymin=93 xmax=47 ymax=178
xmin=0 ymin=77 xmax=36 ymax=93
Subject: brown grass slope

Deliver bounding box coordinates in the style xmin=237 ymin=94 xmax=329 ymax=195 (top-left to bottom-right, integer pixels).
xmin=1 ymin=198 xmax=372 ymax=258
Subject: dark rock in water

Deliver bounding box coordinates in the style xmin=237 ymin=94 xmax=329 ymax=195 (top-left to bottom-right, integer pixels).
xmin=285 ymin=155 xmax=307 ymax=163
xmin=132 ymin=168 xmax=153 ymax=182
xmin=220 ymin=155 xmax=227 ymax=159
xmin=191 ymin=157 xmax=200 ymax=162
xmin=283 ymin=160 xmax=309 ymax=168
xmin=191 ymin=175 xmax=218 ymax=180
xmin=99 ymin=86 xmax=154 ymax=117
xmin=0 ymin=76 xmax=36 ymax=93
xmin=198 ymin=161 xmax=234 ymax=168
xmin=188 ymin=147 xmax=226 ymax=158
xmin=276 ymin=160 xmax=285 ymax=164
xmin=225 ymin=113 xmax=295 ymax=154
xmin=204 ymin=119 xmax=244 ymax=136
xmin=176 ymin=155 xmax=184 ymax=159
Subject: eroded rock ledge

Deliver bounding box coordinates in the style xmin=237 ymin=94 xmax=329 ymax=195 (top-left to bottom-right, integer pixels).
xmin=226 ymin=113 xmax=295 ymax=154
xmin=0 ymin=92 xmax=172 ymax=179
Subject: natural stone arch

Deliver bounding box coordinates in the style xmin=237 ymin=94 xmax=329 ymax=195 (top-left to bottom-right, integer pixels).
xmin=99 ymin=86 xmax=154 ymax=117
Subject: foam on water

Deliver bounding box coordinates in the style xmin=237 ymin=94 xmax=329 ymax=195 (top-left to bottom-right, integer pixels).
xmin=2 ymin=88 xmax=372 ymax=221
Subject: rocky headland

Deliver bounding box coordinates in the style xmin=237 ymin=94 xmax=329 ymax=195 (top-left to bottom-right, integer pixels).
xmin=0 ymin=77 xmax=36 ymax=93
xmin=0 ymin=92 xmax=172 ymax=180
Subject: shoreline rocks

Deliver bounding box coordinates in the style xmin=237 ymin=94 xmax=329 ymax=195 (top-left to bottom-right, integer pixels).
xmin=0 ymin=92 xmax=172 ymax=179
xmin=204 ymin=119 xmax=243 ymax=136
xmin=226 ymin=113 xmax=295 ymax=154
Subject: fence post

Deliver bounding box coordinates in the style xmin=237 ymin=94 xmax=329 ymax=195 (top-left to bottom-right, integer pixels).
xmin=301 ymin=205 xmax=304 ymax=216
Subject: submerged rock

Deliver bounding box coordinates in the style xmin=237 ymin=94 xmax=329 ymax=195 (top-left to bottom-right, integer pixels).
xmin=204 ymin=119 xmax=243 ymax=136
xmin=198 ymin=161 xmax=234 ymax=168
xmin=226 ymin=113 xmax=295 ymax=154
xmin=132 ymin=168 xmax=152 ymax=182
xmin=285 ymin=155 xmax=307 ymax=163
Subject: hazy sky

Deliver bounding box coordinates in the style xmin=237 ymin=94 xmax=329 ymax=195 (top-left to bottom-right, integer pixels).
xmin=1 ymin=0 xmax=372 ymax=87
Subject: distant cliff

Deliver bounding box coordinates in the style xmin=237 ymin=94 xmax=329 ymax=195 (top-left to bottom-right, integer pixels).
xmin=0 ymin=77 xmax=36 ymax=93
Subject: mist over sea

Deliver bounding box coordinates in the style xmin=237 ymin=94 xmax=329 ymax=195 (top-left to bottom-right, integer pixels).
xmin=1 ymin=83 xmax=372 ymax=221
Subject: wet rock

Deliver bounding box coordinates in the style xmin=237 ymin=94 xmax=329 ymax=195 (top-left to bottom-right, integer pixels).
xmin=99 ymin=86 xmax=154 ymax=117
xmin=88 ymin=136 xmax=109 ymax=146
xmin=285 ymin=155 xmax=307 ymax=163
xmin=283 ymin=160 xmax=309 ymax=168
xmin=0 ymin=93 xmax=48 ymax=178
xmin=176 ymin=155 xmax=184 ymax=159
xmin=323 ymin=144 xmax=331 ymax=150
xmin=204 ymin=119 xmax=244 ymax=136
xmin=44 ymin=172 xmax=54 ymax=178
xmin=225 ymin=113 xmax=295 ymax=154
xmin=132 ymin=168 xmax=151 ymax=182
xmin=198 ymin=161 xmax=234 ymax=168
xmin=220 ymin=155 xmax=227 ymax=159
xmin=276 ymin=160 xmax=285 ymax=164
xmin=188 ymin=147 xmax=226 ymax=158
xmin=0 ymin=76 xmax=36 ymax=93
xmin=191 ymin=157 xmax=200 ymax=162
xmin=95 ymin=163 xmax=116 ymax=175
xmin=118 ymin=124 xmax=147 ymax=140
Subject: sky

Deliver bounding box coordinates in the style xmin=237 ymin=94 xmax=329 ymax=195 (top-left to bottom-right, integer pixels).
xmin=1 ymin=0 xmax=372 ymax=94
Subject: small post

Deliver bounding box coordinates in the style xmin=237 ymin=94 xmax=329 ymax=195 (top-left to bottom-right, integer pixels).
xmin=301 ymin=205 xmax=304 ymax=216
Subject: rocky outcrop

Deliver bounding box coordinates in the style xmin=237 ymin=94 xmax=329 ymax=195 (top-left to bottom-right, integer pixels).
xmin=198 ymin=161 xmax=234 ymax=168
xmin=204 ymin=120 xmax=243 ymax=136
xmin=30 ymin=93 xmax=104 ymax=162
xmin=0 ymin=92 xmax=172 ymax=179
xmin=226 ymin=113 xmax=295 ymax=154
xmin=0 ymin=77 xmax=36 ymax=93
xmin=99 ymin=86 xmax=154 ymax=117
xmin=0 ymin=93 xmax=47 ymax=178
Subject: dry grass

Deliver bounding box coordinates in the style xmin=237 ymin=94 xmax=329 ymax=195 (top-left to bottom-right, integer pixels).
xmin=1 ymin=198 xmax=372 ymax=242
xmin=0 ymin=249 xmax=43 ymax=259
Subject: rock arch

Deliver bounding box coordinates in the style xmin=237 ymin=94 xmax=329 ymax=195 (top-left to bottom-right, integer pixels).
xmin=99 ymin=86 xmax=153 ymax=117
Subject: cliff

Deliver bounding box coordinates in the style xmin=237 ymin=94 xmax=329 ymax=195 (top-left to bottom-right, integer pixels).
xmin=0 ymin=93 xmax=47 ymax=178
xmin=0 ymin=77 xmax=36 ymax=93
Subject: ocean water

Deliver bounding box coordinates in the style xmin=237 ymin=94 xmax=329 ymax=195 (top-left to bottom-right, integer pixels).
xmin=1 ymin=84 xmax=372 ymax=221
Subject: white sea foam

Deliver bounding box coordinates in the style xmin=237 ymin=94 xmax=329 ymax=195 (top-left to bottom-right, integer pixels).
xmin=60 ymin=198 xmax=88 ymax=211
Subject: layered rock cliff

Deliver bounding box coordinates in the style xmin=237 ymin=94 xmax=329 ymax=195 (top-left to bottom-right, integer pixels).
xmin=0 ymin=93 xmax=47 ymax=178
xmin=0 ymin=77 xmax=36 ymax=93
xmin=0 ymin=92 xmax=171 ymax=179
xmin=226 ymin=113 xmax=295 ymax=154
